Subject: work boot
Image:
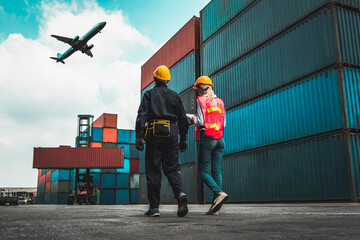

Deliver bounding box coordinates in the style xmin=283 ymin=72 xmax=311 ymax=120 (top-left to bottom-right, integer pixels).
xmin=144 ymin=208 xmax=160 ymax=217
xmin=177 ymin=192 xmax=188 ymax=217
xmin=210 ymin=192 xmax=228 ymax=213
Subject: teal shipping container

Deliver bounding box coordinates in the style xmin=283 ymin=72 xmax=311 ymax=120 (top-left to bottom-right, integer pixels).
xmin=101 ymin=189 xmax=115 ymax=204
xmin=51 ymin=170 xmax=71 ymax=182
xmin=130 ymin=144 xmax=139 ymax=159
xmin=130 ymin=189 xmax=139 ymax=204
xmin=92 ymin=127 xmax=103 ymax=142
xmin=139 ymin=174 xmax=147 ymax=204
xmin=207 ymin=7 xmax=360 ymax=108
xmin=116 ymin=159 xmax=130 ymax=173
xmin=117 ymin=129 xmax=131 ymax=143
xmin=50 ymin=193 xmax=68 ymax=204
xmin=116 ymin=189 xmax=129 ymax=204
xmin=167 ymin=51 xmax=200 ymax=94
xmin=178 ymin=126 xmax=197 ymax=165
xmin=117 ymin=144 xmax=130 ymax=159
xmin=223 ymin=68 xmax=360 ymax=155
xmin=219 ymin=133 xmax=352 ymax=202
xmin=348 ymin=133 xmax=360 ymax=201
xmin=116 ymin=174 xmax=129 ymax=188
xmin=139 ymin=148 xmax=146 ymax=174
xmin=101 ymin=174 xmax=115 ymax=188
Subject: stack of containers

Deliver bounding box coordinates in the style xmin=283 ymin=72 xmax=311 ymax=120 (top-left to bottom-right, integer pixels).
xmin=200 ymin=0 xmax=360 ymax=202
xmin=36 ymin=169 xmax=46 ymax=203
xmin=139 ymin=16 xmax=201 ymax=204
xmin=86 ymin=113 xmax=140 ymax=204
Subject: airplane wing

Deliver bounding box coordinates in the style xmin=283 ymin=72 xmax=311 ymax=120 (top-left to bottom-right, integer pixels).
xmin=81 ymin=45 xmax=93 ymax=57
xmin=51 ymin=35 xmax=75 ymax=46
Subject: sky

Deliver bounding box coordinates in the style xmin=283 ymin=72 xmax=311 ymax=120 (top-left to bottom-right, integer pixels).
xmin=0 ymin=0 xmax=210 ymax=187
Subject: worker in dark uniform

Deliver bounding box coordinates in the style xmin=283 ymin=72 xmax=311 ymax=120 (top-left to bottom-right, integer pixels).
xmin=135 ymin=65 xmax=189 ymax=217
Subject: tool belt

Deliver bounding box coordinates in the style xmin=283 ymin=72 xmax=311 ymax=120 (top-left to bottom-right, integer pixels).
xmin=145 ymin=119 xmax=171 ymax=138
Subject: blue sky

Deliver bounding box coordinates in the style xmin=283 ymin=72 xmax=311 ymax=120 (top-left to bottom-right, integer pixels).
xmin=0 ymin=0 xmax=210 ymax=187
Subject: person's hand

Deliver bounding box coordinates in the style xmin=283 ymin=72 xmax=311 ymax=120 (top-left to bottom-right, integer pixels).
xmin=179 ymin=140 xmax=187 ymax=152
xmin=135 ymin=138 xmax=144 ymax=151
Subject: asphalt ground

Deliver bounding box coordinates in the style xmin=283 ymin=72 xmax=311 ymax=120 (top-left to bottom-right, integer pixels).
xmin=1 ymin=203 xmax=360 ymax=240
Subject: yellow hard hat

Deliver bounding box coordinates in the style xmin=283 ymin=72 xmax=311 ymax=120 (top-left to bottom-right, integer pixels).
xmin=154 ymin=65 xmax=171 ymax=81
xmin=193 ymin=76 xmax=213 ymax=89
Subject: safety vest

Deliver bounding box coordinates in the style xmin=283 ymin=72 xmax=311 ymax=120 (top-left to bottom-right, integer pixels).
xmin=195 ymin=96 xmax=225 ymax=141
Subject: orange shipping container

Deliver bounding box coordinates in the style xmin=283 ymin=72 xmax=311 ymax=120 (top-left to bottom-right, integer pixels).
xmin=91 ymin=142 xmax=102 ymax=148
xmin=92 ymin=113 xmax=117 ymax=128
xmin=45 ymin=182 xmax=51 ymax=194
xmin=103 ymin=128 xmax=117 ymax=143
xmin=45 ymin=171 xmax=52 ymax=183
xmin=38 ymin=174 xmax=45 ymax=186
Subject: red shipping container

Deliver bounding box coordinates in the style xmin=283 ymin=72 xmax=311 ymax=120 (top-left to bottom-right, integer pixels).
xmin=91 ymin=142 xmax=102 ymax=148
xmin=38 ymin=174 xmax=45 ymax=186
xmin=141 ymin=16 xmax=200 ymax=91
xmin=45 ymin=171 xmax=52 ymax=183
xmin=33 ymin=147 xmax=124 ymax=169
xmin=45 ymin=182 xmax=51 ymax=194
xmin=92 ymin=113 xmax=117 ymax=128
xmin=103 ymin=128 xmax=117 ymax=143
xmin=130 ymin=159 xmax=139 ymax=174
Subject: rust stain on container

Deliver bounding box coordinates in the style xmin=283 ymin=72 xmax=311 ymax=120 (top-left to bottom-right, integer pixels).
xmin=33 ymin=147 xmax=124 ymax=169
xmin=141 ymin=16 xmax=200 ymax=91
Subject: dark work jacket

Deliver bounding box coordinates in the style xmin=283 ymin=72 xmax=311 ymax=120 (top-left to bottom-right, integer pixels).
xmin=135 ymin=82 xmax=189 ymax=142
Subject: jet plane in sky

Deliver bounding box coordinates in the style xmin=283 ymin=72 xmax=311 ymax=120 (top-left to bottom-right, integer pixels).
xmin=50 ymin=22 xmax=106 ymax=64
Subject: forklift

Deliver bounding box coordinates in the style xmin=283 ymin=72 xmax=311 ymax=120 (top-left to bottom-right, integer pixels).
xmin=67 ymin=115 xmax=97 ymax=205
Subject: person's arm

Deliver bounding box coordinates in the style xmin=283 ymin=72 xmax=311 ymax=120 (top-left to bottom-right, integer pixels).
xmin=193 ymin=99 xmax=204 ymax=126
xmin=135 ymin=91 xmax=150 ymax=139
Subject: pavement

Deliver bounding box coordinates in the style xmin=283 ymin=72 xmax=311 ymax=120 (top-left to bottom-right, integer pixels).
xmin=1 ymin=203 xmax=360 ymax=239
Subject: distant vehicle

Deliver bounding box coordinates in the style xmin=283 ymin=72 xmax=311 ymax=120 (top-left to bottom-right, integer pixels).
xmin=18 ymin=197 xmax=28 ymax=205
xmin=50 ymin=21 xmax=106 ymax=64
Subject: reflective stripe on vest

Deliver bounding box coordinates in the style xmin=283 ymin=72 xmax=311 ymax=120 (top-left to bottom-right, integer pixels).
xmin=195 ymin=96 xmax=225 ymax=141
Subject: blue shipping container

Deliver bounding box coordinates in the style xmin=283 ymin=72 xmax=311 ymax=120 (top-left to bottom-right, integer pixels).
xmin=130 ymin=189 xmax=139 ymax=204
xmin=101 ymin=174 xmax=115 ymax=188
xmin=101 ymin=189 xmax=115 ymax=205
xmin=117 ymin=159 xmax=130 ymax=173
xmin=118 ymin=129 xmax=131 ymax=143
xmin=117 ymin=174 xmax=130 ymax=188
xmin=118 ymin=144 xmax=130 ymax=159
xmin=92 ymin=127 xmax=103 ymax=142
xmin=116 ymin=189 xmax=129 ymax=204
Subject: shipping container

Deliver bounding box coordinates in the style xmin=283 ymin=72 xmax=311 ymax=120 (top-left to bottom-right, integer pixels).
xmin=45 ymin=171 xmax=52 ymax=183
xmin=90 ymin=142 xmax=102 ymax=148
xmin=92 ymin=113 xmax=117 ymax=128
xmin=342 ymin=68 xmax=360 ymax=129
xmin=45 ymin=193 xmax=51 ymax=204
xmin=117 ymin=144 xmax=130 ymax=158
xmin=117 ymin=129 xmax=131 ymax=143
xmin=92 ymin=127 xmax=103 ymax=142
xmin=139 ymin=174 xmax=147 ymax=204
xmin=116 ymin=174 xmax=129 ymax=188
xmin=38 ymin=174 xmax=45 ymax=186
xmin=92 ymin=173 xmax=101 ymax=187
xmin=141 ymin=16 xmax=200 ymax=90
xmin=220 ymin=133 xmax=350 ymax=202
xmin=33 ymin=147 xmax=123 ymax=169
xmin=116 ymin=159 xmax=130 ymax=173
xmin=130 ymin=144 xmax=140 ymax=159
xmin=130 ymin=174 xmax=139 ymax=189
xmin=103 ymin=128 xmax=118 ymax=143
xmin=37 ymin=184 xmax=45 ymax=195
xmin=167 ymin=51 xmax=200 ymax=94
xmin=101 ymin=189 xmax=115 ymax=204
xmin=347 ymin=133 xmax=360 ymax=201
xmin=102 ymin=143 xmax=117 ymax=148
xmin=51 ymin=170 xmax=71 ymax=182
xmin=130 ymin=189 xmax=139 ymax=204
xmin=223 ymin=70 xmax=344 ymax=155
xmin=116 ymin=189 xmax=129 ymax=204
xmin=101 ymin=174 xmax=115 ymax=188
xmin=130 ymin=130 xmax=136 ymax=144
xmin=45 ymin=182 xmax=51 ymax=194
xmin=50 ymin=193 xmax=68 ymax=204
xmin=179 ymin=126 xmax=197 ymax=165
xmin=139 ymin=149 xmax=146 ymax=174
xmin=36 ymin=194 xmax=45 ymax=204
xmin=200 ymin=0 xmax=255 ymax=42
xmin=130 ymin=158 xmax=139 ymax=174
xmin=208 ymin=8 xmax=360 ymax=107
xmin=50 ymin=181 xmax=70 ymax=193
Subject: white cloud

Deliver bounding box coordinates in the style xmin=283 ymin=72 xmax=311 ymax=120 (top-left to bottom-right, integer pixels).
xmin=0 ymin=0 xmax=156 ymax=187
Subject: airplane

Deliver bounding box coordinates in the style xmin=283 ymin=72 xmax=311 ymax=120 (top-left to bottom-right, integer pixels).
xmin=50 ymin=21 xmax=106 ymax=64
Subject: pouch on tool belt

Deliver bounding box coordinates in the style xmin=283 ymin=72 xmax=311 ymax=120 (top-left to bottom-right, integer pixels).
xmin=145 ymin=119 xmax=170 ymax=137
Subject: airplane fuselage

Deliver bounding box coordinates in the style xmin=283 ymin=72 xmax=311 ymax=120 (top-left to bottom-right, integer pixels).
xmin=51 ymin=22 xmax=106 ymax=63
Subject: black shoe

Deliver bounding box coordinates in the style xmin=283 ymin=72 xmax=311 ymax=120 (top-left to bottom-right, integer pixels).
xmin=144 ymin=208 xmax=160 ymax=217
xmin=177 ymin=192 xmax=188 ymax=217
xmin=210 ymin=192 xmax=228 ymax=213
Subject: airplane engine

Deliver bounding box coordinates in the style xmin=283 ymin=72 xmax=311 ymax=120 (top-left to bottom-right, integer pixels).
xmin=87 ymin=44 xmax=94 ymax=50
xmin=72 ymin=35 xmax=79 ymax=42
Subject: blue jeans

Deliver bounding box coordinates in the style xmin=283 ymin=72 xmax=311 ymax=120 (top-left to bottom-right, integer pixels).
xmin=197 ymin=134 xmax=225 ymax=198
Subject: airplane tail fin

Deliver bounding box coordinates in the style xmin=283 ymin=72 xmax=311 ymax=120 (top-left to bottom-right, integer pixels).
xmin=50 ymin=55 xmax=65 ymax=64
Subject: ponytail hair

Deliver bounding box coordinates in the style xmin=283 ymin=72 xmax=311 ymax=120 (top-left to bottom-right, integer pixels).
xmin=207 ymin=87 xmax=215 ymax=106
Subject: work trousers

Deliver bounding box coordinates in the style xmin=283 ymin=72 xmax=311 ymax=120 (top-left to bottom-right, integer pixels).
xmin=197 ymin=132 xmax=225 ymax=199
xmin=145 ymin=123 xmax=183 ymax=209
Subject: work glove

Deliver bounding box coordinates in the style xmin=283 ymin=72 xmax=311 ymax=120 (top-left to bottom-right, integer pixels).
xmin=179 ymin=140 xmax=187 ymax=152
xmin=135 ymin=138 xmax=144 ymax=151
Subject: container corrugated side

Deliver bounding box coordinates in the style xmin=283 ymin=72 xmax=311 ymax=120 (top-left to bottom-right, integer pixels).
xmin=348 ymin=133 xmax=360 ymax=201
xmin=101 ymin=189 xmax=115 ymax=204
xmin=33 ymin=147 xmax=123 ymax=169
xmin=223 ymin=70 xmax=343 ymax=155
xmin=92 ymin=113 xmax=117 ymax=128
xmin=139 ymin=174 xmax=147 ymax=203
xmin=221 ymin=134 xmax=350 ymax=202
xmin=343 ymin=68 xmax=360 ymax=129
xmin=167 ymin=51 xmax=200 ymax=94
xmin=50 ymin=181 xmax=70 ymax=193
xmin=141 ymin=17 xmax=200 ymax=91
xmin=338 ymin=0 xmax=360 ymax=9
xmin=208 ymin=8 xmax=336 ymax=107
xmin=200 ymin=0 xmax=255 ymax=42
xmin=117 ymin=129 xmax=131 ymax=143
xmin=139 ymin=147 xmax=145 ymax=174
xmin=179 ymin=126 xmax=197 ymax=165
xmin=116 ymin=189 xmax=129 ymax=204
xmin=116 ymin=174 xmax=129 ymax=188
xmin=201 ymin=0 xmax=331 ymax=76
